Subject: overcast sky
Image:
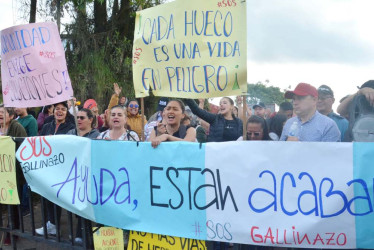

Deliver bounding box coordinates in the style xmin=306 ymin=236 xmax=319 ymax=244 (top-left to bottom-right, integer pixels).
xmin=246 ymin=0 xmax=374 ymax=108
xmin=1 ymin=0 xmax=374 ymax=109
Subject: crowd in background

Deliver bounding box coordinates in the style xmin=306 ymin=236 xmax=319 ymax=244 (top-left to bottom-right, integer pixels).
xmin=1 ymin=80 xmax=373 ymax=247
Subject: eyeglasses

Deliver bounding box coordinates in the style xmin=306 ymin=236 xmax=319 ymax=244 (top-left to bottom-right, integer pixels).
xmin=77 ymin=116 xmax=87 ymax=120
xmin=129 ymin=104 xmax=139 ymax=108
xmin=247 ymin=132 xmax=261 ymax=137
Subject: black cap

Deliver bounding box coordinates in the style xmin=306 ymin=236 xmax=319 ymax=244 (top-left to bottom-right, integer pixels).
xmin=157 ymin=97 xmax=169 ymax=111
xmin=253 ymin=102 xmax=266 ymax=109
xmin=359 ymin=80 xmax=374 ymax=89
xmin=54 ymin=101 xmax=68 ymax=109
xmin=318 ymin=85 xmax=334 ymax=97
xmin=279 ymin=101 xmax=293 ymax=111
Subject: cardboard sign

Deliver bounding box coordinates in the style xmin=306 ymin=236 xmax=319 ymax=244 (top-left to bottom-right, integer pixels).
xmin=1 ymin=22 xmax=74 ymax=107
xmin=15 ymin=136 xmax=374 ymax=249
xmin=128 ymin=231 xmax=206 ymax=250
xmin=0 ymin=136 xmax=20 ymax=204
xmin=132 ymin=0 xmax=247 ymax=98
xmin=93 ymin=227 xmax=124 ymax=250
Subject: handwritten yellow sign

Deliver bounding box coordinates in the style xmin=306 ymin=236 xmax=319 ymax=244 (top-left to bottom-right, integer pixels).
xmin=132 ymin=0 xmax=247 ymax=98
xmin=128 ymin=231 xmax=207 ymax=250
xmin=0 ymin=136 xmax=20 ymax=205
xmin=93 ymin=227 xmax=124 ymax=250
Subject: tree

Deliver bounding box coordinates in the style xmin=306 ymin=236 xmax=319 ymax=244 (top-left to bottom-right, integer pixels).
xmin=29 ymin=0 xmax=37 ymax=23
xmin=10 ymin=0 xmax=165 ymax=116
xmin=62 ymin=0 xmax=164 ymax=116
xmin=246 ymin=80 xmax=286 ymax=106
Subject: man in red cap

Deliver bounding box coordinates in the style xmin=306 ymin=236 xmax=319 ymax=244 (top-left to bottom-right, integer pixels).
xmin=280 ymin=83 xmax=340 ymax=141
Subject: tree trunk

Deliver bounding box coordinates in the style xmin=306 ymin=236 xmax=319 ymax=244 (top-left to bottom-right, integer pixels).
xmin=29 ymin=0 xmax=37 ymax=23
xmin=111 ymin=0 xmax=119 ymax=23
xmin=117 ymin=0 xmax=130 ymax=38
xmin=56 ymin=0 xmax=61 ymax=32
xmin=94 ymin=0 xmax=107 ymax=33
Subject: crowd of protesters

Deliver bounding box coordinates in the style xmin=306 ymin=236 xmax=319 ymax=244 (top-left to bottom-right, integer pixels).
xmin=1 ymin=80 xmax=373 ymax=247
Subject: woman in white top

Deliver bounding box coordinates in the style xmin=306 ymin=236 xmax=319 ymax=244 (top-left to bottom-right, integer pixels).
xmin=97 ymin=105 xmax=139 ymax=141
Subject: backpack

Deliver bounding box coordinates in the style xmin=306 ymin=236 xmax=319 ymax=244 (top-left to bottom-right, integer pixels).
xmin=345 ymin=95 xmax=374 ymax=142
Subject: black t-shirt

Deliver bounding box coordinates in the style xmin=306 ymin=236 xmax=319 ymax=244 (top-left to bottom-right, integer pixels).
xmin=172 ymin=125 xmax=191 ymax=139
xmin=154 ymin=125 xmax=191 ymax=139
xmin=223 ymin=119 xmax=240 ymax=141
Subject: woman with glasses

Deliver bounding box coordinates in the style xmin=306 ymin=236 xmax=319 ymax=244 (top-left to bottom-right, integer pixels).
xmin=98 ymin=105 xmax=139 ymax=141
xmin=66 ymin=108 xmax=99 ymax=244
xmin=67 ymin=108 xmax=100 ymax=138
xmin=83 ymin=99 xmax=104 ymax=129
xmin=36 ymin=101 xmax=76 ymax=236
xmin=246 ymin=115 xmax=270 ymax=141
xmin=126 ymin=100 xmax=147 ymax=139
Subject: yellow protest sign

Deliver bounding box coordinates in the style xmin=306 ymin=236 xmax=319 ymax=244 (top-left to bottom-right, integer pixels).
xmin=128 ymin=231 xmax=207 ymax=250
xmin=132 ymin=0 xmax=247 ymax=98
xmin=0 ymin=136 xmax=20 ymax=205
xmin=93 ymin=227 xmax=124 ymax=250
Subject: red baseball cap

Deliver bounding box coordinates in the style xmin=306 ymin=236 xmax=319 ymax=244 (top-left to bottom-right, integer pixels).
xmin=83 ymin=99 xmax=98 ymax=109
xmin=285 ymin=83 xmax=318 ymax=99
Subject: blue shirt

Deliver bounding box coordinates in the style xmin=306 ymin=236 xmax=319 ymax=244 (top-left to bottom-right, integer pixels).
xmin=327 ymin=112 xmax=348 ymax=142
xmin=280 ymin=111 xmax=341 ymax=142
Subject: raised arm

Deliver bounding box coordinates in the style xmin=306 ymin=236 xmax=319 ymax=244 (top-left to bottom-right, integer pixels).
xmin=107 ymin=83 xmax=122 ymax=110
xmin=337 ymin=87 xmax=374 ymax=117
xmin=184 ymin=99 xmax=217 ymax=124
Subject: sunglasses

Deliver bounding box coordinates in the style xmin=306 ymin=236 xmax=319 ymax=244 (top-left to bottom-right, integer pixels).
xmin=77 ymin=116 xmax=87 ymax=120
xmin=318 ymin=96 xmax=333 ymax=101
xmin=129 ymin=104 xmax=139 ymax=108
xmin=247 ymin=132 xmax=261 ymax=137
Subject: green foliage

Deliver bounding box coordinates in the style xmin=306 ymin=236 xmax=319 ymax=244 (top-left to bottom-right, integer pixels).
xmin=246 ymin=81 xmax=286 ymax=106
xmin=62 ymin=0 xmax=162 ymax=115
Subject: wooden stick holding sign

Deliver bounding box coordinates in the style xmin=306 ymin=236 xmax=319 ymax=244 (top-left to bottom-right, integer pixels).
xmin=70 ymin=98 xmax=81 ymax=136
xmin=141 ymin=98 xmax=145 ymax=141
xmin=242 ymin=94 xmax=248 ymax=141
xmin=3 ymin=112 xmax=6 ymax=135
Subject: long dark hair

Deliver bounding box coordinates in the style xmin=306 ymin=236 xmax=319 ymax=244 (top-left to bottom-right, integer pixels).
xmin=246 ymin=115 xmax=270 ymax=140
xmin=0 ymin=105 xmax=16 ymax=119
xmin=168 ymin=99 xmax=186 ymax=113
xmin=269 ymin=114 xmax=287 ymax=138
xmin=80 ymin=108 xmax=96 ymax=129
xmin=43 ymin=105 xmax=53 ymax=115
xmin=54 ymin=102 xmax=73 ymax=123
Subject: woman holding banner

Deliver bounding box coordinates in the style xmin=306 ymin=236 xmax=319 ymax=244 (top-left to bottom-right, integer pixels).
xmin=67 ymin=108 xmax=100 ymax=138
xmin=66 ymin=108 xmax=98 ymax=244
xmin=150 ymin=99 xmax=196 ymax=148
xmin=97 ymin=105 xmax=139 ymax=141
xmin=184 ymin=97 xmax=242 ymax=142
xmin=36 ymin=101 xmax=76 ymax=236
xmin=0 ymin=105 xmax=27 ymax=245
